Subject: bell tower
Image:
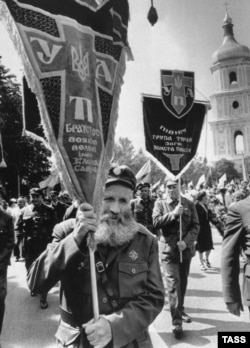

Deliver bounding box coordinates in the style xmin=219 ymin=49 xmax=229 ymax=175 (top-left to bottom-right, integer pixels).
xmin=210 ymin=11 xmax=250 ymax=167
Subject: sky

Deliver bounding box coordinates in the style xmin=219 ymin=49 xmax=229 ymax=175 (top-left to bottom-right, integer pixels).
xmin=1 ymin=0 xmax=250 ymax=161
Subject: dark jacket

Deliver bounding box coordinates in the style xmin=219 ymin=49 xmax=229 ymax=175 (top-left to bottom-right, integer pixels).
xmin=152 ymin=195 xmax=200 ymax=260
xmin=27 ymin=220 xmax=165 ymax=348
xmin=130 ymin=197 xmax=157 ymax=235
xmin=51 ymin=201 xmax=67 ymax=222
xmin=221 ymin=196 xmax=250 ymax=307
xmin=16 ymin=203 xmax=57 ymax=245
xmin=195 ymin=201 xmax=213 ymax=253
xmin=0 ymin=208 xmax=14 ymax=269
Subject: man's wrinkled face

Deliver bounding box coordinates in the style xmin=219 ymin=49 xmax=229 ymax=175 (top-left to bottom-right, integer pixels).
xmin=102 ymin=184 xmax=132 ymax=220
xmin=166 ymin=184 xmax=179 ymax=200
xmin=95 ymin=184 xmax=137 ymax=246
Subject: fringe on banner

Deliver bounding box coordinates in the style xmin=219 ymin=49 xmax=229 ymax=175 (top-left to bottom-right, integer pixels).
xmin=0 ymin=1 xmax=77 ymax=200
xmin=0 ymin=1 xmax=131 ymax=208
xmin=92 ymin=41 xmax=128 ymax=218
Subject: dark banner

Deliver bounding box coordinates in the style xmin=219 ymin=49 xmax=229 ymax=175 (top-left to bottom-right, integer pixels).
xmin=143 ymin=95 xmax=206 ymax=177
xmin=1 ymin=0 xmax=130 ymax=208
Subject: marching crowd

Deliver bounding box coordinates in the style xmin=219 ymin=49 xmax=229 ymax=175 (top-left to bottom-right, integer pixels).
xmin=0 ymin=166 xmax=249 ymax=347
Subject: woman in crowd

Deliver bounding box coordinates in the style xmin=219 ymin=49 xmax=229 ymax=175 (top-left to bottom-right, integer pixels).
xmin=195 ymin=190 xmax=215 ymax=270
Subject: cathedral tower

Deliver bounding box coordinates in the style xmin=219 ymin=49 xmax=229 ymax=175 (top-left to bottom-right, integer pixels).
xmin=210 ymin=11 xmax=250 ymax=167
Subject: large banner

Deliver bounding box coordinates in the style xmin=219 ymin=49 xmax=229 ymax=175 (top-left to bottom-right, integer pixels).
xmin=143 ymin=95 xmax=206 ymax=178
xmin=1 ymin=0 xmax=130 ymax=210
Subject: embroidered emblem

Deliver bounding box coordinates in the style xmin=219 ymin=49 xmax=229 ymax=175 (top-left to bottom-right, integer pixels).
xmin=129 ymin=250 xmax=139 ymax=261
xmin=161 ymin=70 xmax=195 ymax=119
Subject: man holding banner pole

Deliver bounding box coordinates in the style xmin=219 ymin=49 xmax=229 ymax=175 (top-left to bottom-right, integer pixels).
xmin=152 ymin=178 xmax=199 ymax=339
xmin=143 ymin=69 xmax=208 ymax=338
xmin=27 ymin=164 xmax=165 ymax=348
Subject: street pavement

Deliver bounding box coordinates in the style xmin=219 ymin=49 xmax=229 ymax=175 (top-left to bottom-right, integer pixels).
xmin=1 ymin=229 xmax=250 ymax=348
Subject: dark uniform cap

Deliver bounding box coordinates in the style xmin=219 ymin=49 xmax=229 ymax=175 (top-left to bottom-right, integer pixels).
xmin=136 ymin=182 xmax=151 ymax=191
xmin=106 ymin=164 xmax=136 ymax=191
xmin=50 ymin=191 xmax=58 ymax=196
xmin=29 ymin=188 xmax=43 ymax=196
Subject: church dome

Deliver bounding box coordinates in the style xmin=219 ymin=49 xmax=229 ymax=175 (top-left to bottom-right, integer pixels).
xmin=212 ymin=12 xmax=250 ymax=64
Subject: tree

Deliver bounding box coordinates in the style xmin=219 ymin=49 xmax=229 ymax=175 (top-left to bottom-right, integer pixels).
xmin=113 ymin=137 xmax=166 ymax=185
xmin=183 ymin=156 xmax=241 ymax=187
xmin=0 ymin=57 xmax=51 ymax=197
xmin=213 ymin=158 xmax=240 ymax=184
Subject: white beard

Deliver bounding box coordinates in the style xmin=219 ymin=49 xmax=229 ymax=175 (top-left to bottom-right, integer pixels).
xmin=95 ymin=210 xmax=138 ymax=247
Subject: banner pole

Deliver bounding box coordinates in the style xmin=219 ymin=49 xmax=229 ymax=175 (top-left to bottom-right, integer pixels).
xmin=178 ymin=177 xmax=183 ymax=263
xmin=89 ymin=246 xmax=99 ymax=321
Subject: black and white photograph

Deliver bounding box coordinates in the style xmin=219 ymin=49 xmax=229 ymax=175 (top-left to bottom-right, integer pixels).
xmin=0 ymin=0 xmax=250 ymax=347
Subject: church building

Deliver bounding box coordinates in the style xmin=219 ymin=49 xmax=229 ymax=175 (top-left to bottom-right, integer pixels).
xmin=210 ymin=11 xmax=250 ymax=171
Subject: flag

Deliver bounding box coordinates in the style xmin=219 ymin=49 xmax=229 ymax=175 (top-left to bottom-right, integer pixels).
xmin=39 ymin=161 xmax=59 ymax=189
xmin=241 ymin=153 xmax=249 ymax=182
xmin=195 ymin=174 xmax=206 ymax=190
xmin=143 ymin=72 xmax=207 ymax=178
xmin=218 ymin=173 xmax=227 ymax=188
xmin=22 ymin=76 xmax=52 ymax=150
xmin=39 ymin=172 xmax=59 ymax=189
xmin=1 ymin=0 xmax=131 ymax=213
xmin=22 ymin=76 xmax=45 ymax=140
xmin=151 ymin=179 xmax=161 ymax=192
xmin=136 ymin=159 xmax=151 ymax=184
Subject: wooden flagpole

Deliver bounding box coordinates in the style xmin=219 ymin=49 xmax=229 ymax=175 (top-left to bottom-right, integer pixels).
xmin=89 ymin=247 xmax=99 ymax=321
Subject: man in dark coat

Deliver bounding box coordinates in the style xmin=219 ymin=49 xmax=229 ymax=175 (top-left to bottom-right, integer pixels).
xmin=221 ymin=195 xmax=250 ymax=318
xmin=27 ymin=164 xmax=165 ymax=348
xmin=153 ymin=178 xmax=200 ymax=339
xmin=131 ymin=182 xmax=158 ymax=236
xmin=0 ymin=187 xmax=14 ymax=345
xmin=16 ymin=188 xmax=57 ymax=309
xmin=49 ymin=191 xmax=67 ymax=222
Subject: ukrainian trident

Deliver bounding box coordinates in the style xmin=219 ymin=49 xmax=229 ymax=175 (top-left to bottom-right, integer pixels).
xmin=161 ymin=70 xmax=195 ymax=118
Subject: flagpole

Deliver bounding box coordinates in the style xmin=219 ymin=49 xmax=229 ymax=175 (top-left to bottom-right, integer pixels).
xmin=89 ymin=247 xmax=99 ymax=321
xmin=178 ymin=177 xmax=183 ymax=263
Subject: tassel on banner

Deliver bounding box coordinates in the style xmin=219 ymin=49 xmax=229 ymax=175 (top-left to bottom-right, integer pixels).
xmin=147 ymin=0 xmax=158 ymax=26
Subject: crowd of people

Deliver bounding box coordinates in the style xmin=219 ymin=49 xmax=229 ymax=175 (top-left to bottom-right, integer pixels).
xmin=0 ymin=167 xmax=249 ymax=347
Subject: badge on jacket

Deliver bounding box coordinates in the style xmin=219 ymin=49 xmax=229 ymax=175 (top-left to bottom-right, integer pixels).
xmin=129 ymin=250 xmax=139 ymax=261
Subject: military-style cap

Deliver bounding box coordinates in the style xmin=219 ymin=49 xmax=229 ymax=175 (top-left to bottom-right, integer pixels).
xmin=166 ymin=178 xmax=183 ymax=186
xmin=9 ymin=198 xmax=17 ymax=203
xmin=136 ymin=182 xmax=151 ymax=191
xmin=106 ymin=164 xmax=136 ymax=191
xmin=166 ymin=179 xmax=178 ymax=187
xmin=50 ymin=191 xmax=58 ymax=196
xmin=29 ymin=188 xmax=43 ymax=196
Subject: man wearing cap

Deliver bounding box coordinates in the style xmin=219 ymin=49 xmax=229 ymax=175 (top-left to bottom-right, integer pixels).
xmin=16 ymin=188 xmax=57 ymax=309
xmin=153 ymin=178 xmax=200 ymax=339
xmin=49 ymin=191 xmax=67 ymax=222
xmin=27 ymin=164 xmax=165 ymax=348
xmin=131 ymin=182 xmax=158 ymax=236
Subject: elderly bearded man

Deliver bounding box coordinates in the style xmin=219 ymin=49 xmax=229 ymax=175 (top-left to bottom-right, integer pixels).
xmin=27 ymin=164 xmax=165 ymax=348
